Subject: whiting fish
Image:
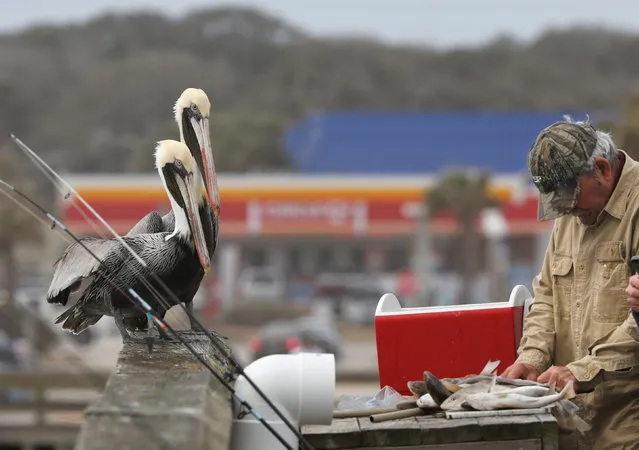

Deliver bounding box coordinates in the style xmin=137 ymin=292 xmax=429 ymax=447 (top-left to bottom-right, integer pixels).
xmin=416 ymin=394 xmax=438 ymax=409
xmin=464 ymin=380 xmax=576 ymax=411
xmin=407 ymin=380 xmax=428 ymax=397
xmin=440 ymin=379 xmax=496 ymax=411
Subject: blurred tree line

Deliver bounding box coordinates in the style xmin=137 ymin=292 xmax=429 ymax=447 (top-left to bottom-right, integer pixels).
xmin=2 ymin=7 xmax=639 ymax=179
xmin=5 ymin=6 xmax=639 ymax=298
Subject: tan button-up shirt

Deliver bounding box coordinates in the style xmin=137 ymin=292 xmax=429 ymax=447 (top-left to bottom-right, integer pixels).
xmin=517 ymin=150 xmax=639 ymax=382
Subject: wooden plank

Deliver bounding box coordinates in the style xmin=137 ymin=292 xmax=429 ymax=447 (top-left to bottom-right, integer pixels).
xmin=0 ymin=401 xmax=89 ymax=412
xmin=355 ymin=439 xmax=541 ymax=449
xmin=536 ymin=413 xmax=559 ymax=450
xmin=417 ymin=416 xmax=482 ymax=445
xmin=0 ymin=425 xmax=79 ymax=444
xmin=477 ymin=415 xmax=542 ymax=442
xmin=303 ymin=418 xmax=361 ymax=449
xmin=358 ymin=416 xmax=422 ymax=447
xmin=445 ymin=408 xmax=550 ymax=419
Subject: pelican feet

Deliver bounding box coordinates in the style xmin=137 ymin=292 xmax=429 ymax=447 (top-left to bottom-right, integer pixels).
xmin=113 ymin=311 xmax=160 ymax=353
xmin=114 ymin=310 xmax=133 ymax=341
xmin=145 ymin=313 xmax=155 ymax=354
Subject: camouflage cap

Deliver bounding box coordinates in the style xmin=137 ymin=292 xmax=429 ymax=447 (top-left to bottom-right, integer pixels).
xmin=527 ymin=121 xmax=598 ymax=221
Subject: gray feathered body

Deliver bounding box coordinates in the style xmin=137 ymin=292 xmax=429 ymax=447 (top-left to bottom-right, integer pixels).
xmin=122 ymin=205 xmax=218 ymax=330
xmin=47 ymin=204 xmax=218 ymax=334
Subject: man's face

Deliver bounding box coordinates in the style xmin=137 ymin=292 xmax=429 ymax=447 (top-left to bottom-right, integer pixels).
xmin=570 ymin=158 xmax=614 ymax=225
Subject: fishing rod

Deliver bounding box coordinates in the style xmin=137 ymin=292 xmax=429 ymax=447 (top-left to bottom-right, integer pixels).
xmin=0 ymin=178 xmax=297 ymax=450
xmin=8 ymin=134 xmax=317 ymax=450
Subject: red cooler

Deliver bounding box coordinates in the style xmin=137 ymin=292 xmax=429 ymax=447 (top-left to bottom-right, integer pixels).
xmin=374 ymin=285 xmax=534 ymax=395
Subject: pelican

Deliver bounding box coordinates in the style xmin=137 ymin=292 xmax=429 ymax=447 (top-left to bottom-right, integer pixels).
xmin=46 ymin=140 xmax=211 ymax=343
xmin=124 ymin=88 xmax=220 ymax=331
xmin=127 ymin=87 xmax=219 ymax=236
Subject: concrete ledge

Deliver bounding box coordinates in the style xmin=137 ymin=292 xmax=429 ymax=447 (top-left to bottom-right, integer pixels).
xmin=75 ymin=330 xmax=234 ymax=450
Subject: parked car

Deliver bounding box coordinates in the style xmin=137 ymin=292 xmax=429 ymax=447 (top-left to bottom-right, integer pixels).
xmin=247 ymin=316 xmax=341 ymax=362
xmin=236 ymin=266 xmax=287 ymax=300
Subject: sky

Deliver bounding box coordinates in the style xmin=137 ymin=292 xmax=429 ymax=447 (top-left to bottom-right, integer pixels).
xmin=3 ymin=0 xmax=639 ymax=48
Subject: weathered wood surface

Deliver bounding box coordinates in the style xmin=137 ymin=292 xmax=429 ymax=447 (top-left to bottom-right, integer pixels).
xmin=74 ymin=330 xmax=234 ymax=450
xmin=0 ymin=371 xmax=109 ymax=388
xmin=302 ymin=412 xmax=559 ymax=449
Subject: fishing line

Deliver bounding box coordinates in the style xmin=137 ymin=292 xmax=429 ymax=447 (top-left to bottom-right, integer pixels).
xmin=0 ymin=179 xmax=297 ymax=450
xmin=10 ymin=134 xmax=225 ymax=357
xmin=17 ymin=144 xmax=106 ymax=239
xmin=9 ymin=134 xmax=318 ymax=450
xmin=7 ymin=135 xmax=317 ymax=450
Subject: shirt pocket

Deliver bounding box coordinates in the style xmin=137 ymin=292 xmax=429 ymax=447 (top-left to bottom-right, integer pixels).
xmin=592 ymin=241 xmax=630 ymax=323
xmin=551 ymin=254 xmax=573 ymax=318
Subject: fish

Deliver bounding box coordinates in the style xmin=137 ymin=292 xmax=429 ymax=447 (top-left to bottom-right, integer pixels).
xmin=553 ymin=399 xmax=591 ymax=434
xmin=442 ymin=380 xmax=462 ymax=393
xmin=489 ymin=384 xmax=550 ymax=397
xmin=440 ymin=378 xmax=496 ymax=411
xmin=480 ymin=359 xmax=501 ymax=375
xmin=445 ymin=375 xmax=546 ymax=387
xmin=417 ymin=359 xmax=502 ymax=406
xmin=464 ymin=380 xmax=576 ymax=411
xmin=416 ymin=394 xmax=438 ymax=409
xmin=424 ymin=371 xmax=453 ymax=405
xmin=407 ymin=380 xmax=428 ymax=397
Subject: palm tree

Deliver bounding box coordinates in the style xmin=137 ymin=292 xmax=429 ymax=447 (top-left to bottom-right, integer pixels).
xmin=614 ymin=87 xmax=639 ymax=162
xmin=427 ymin=169 xmax=498 ymax=305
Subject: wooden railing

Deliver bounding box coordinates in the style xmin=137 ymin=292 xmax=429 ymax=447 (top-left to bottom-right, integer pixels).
xmin=0 ymin=371 xmax=109 ymax=449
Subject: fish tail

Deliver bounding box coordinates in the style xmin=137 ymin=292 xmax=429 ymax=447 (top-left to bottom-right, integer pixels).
xmin=555 ymin=399 xmax=592 ymax=434
xmin=424 ymin=371 xmax=453 ymax=405
xmin=55 ymin=303 xmax=101 ymax=334
xmin=559 ymin=380 xmax=576 ymax=400
xmin=407 ymin=380 xmax=428 ymax=398
xmin=480 ymin=360 xmax=501 ymax=375
xmin=488 ymin=374 xmax=497 ymax=393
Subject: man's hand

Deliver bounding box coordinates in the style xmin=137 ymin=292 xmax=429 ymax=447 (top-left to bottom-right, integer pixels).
xmin=501 ymin=362 xmax=538 ymax=381
xmin=537 ymin=365 xmax=577 ymax=390
xmin=626 ymin=274 xmax=639 ymax=311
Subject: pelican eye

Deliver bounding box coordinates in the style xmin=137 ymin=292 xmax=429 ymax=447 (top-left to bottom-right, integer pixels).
xmin=175 ymin=159 xmax=183 ymax=168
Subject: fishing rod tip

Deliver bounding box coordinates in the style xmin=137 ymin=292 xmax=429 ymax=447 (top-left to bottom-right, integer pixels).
xmin=8 ymin=132 xmax=16 ymax=139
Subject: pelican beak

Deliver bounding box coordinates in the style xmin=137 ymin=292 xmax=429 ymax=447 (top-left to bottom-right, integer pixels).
xmin=176 ymin=171 xmax=211 ymax=275
xmin=190 ymin=116 xmax=220 ymax=217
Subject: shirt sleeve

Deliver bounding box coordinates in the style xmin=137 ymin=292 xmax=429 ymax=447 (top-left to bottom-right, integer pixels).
xmin=514 ymin=226 xmax=556 ymax=374
xmin=567 ymin=312 xmax=639 ymax=382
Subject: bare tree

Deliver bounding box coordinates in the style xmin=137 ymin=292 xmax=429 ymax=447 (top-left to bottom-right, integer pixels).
xmin=0 ymin=147 xmax=43 ymax=296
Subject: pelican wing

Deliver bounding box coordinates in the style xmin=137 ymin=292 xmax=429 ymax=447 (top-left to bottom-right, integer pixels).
xmin=126 ymin=211 xmax=174 ymax=236
xmin=47 ymin=237 xmax=120 ymax=305
xmin=97 ymin=232 xmax=201 ymax=314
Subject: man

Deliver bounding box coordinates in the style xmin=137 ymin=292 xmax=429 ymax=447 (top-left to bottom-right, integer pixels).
xmin=501 ymin=118 xmax=639 ymax=449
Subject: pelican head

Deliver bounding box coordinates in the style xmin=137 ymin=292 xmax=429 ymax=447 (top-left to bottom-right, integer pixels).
xmin=174 ymin=88 xmax=219 ymax=217
xmin=155 ymin=139 xmax=211 ymax=275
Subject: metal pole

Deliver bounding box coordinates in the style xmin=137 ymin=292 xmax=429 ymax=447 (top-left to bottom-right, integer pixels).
xmin=413 ymin=202 xmax=432 ymax=306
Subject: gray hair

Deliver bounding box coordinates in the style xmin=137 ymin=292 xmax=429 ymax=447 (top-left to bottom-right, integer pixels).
xmin=563 ymin=114 xmax=618 ymax=172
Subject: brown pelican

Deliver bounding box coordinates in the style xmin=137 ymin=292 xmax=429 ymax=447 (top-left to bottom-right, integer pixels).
xmin=124 ymin=88 xmax=220 ymax=331
xmin=46 ymin=140 xmax=211 ymax=341
xmin=127 ymin=88 xmax=219 ymax=236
